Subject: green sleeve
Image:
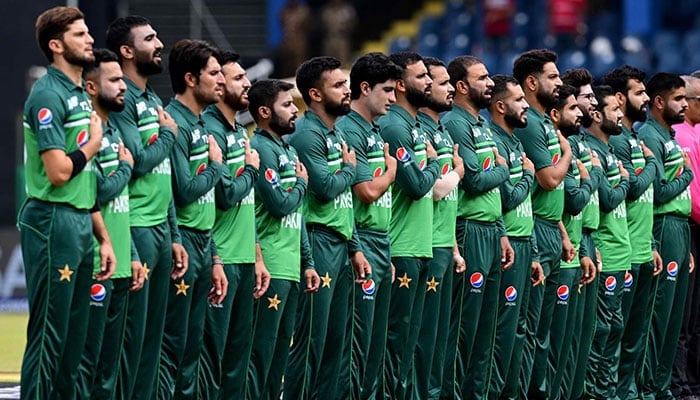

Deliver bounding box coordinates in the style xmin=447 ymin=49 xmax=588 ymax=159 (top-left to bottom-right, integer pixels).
xmin=498 ymin=133 xmax=534 ymax=212
xmin=170 ymin=130 xmax=224 ymax=206
xmin=97 ymin=160 xmax=133 ymax=204
xmin=210 ymin=237 xmax=219 ymax=259
xmin=518 ymin=124 xmax=552 ymax=170
xmin=496 ymin=217 xmax=507 ymax=237
xmin=27 ymin=89 xmax=68 ymax=152
xmin=345 ymin=130 xmax=372 ymax=185
xmin=579 ymin=232 xmax=594 ymax=259
xmin=642 ymin=134 xmax=694 ymax=204
xmin=168 ymin=200 xmax=182 ymax=244
xmin=293 ymin=131 xmax=355 ymax=203
xmin=110 ymin=111 xmax=176 ymax=178
xmin=130 ymin=237 xmax=140 ymax=262
xmin=212 ymin=129 xmax=258 ymax=210
xmin=530 ymin=232 xmax=540 ymax=262
xmin=380 ymin=123 xmax=440 ymax=199
xmin=254 ymin=147 xmax=307 ymax=219
xmin=564 ymin=172 xmax=592 ymax=216
xmin=300 ymin=220 xmax=315 ymax=270
xmin=588 ymin=166 xmax=604 ymax=191
xmin=612 ymin=137 xmax=658 ymax=200
xmin=598 ymin=167 xmax=630 ymax=213
xmin=348 ymin=226 xmax=362 ymax=255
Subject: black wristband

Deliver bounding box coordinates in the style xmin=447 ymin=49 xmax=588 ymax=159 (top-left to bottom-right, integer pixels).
xmin=68 ymin=150 xmax=87 ymax=179
xmin=89 ymin=198 xmax=101 ymax=213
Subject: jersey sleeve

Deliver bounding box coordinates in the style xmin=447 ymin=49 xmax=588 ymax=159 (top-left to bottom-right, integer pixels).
xmin=518 ymin=125 xmax=552 ymax=170
xmin=253 ymin=142 xmax=307 ymax=219
xmin=598 ymin=158 xmax=630 ymax=213
xmin=641 ymin=132 xmax=694 ymax=204
xmin=26 ymin=89 xmax=68 ymax=152
xmin=170 ymin=129 xmax=224 ymax=207
xmin=96 ymin=160 xmax=132 ymax=204
xmin=345 ymin=129 xmax=372 ymax=185
xmin=211 ymin=129 xmax=258 ymax=211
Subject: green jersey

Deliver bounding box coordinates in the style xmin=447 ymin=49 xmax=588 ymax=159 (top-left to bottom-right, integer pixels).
xmin=23 ymin=66 xmax=96 ymax=210
xmin=638 ymin=117 xmax=693 ymax=217
xmin=514 ymin=108 xmax=564 ymax=222
xmin=166 ymin=99 xmax=224 ymax=230
xmin=288 ymin=111 xmax=356 ymax=240
xmin=442 ymin=105 xmax=508 ymax=222
xmin=418 ymin=112 xmax=458 ymax=248
xmin=587 ymin=134 xmax=631 ymax=271
xmin=609 ymin=125 xmax=658 ymax=263
xmin=337 ymin=110 xmax=392 ymax=232
xmin=378 ymin=104 xmax=440 ymax=257
xmin=561 ymin=153 xmax=588 ymax=269
xmin=490 ymin=122 xmax=535 ymax=238
xmin=110 ymin=78 xmax=176 ymax=227
xmin=251 ymin=129 xmax=309 ymax=282
xmin=569 ymin=133 xmax=603 ymax=230
xmin=203 ymin=105 xmax=258 ymax=264
xmin=94 ymin=123 xmax=134 ymax=278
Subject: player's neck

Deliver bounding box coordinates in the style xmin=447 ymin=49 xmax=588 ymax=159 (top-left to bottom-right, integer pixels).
xmin=51 ymin=58 xmax=83 ymax=87
xmin=308 ymin=103 xmax=337 ymax=129
xmin=492 ymin=117 xmax=514 ymax=135
xmin=588 ymin=125 xmax=609 ymax=144
xmin=418 ymin=107 xmax=439 ymax=123
xmin=453 ymin=96 xmax=479 ymax=119
xmin=216 ymin=102 xmax=238 ymax=127
xmin=621 ymin=116 xmax=635 ymax=131
xmin=175 ymin=92 xmax=206 ymax=117
xmin=524 ymin=92 xmax=545 ymax=114
xmin=650 ymin=111 xmax=671 ymax=132
xmin=259 ymin=122 xmax=283 ymax=140
xmin=121 ymin=63 xmax=148 ymax=91
xmin=395 ymin=96 xmax=418 ymax=119
xmin=93 ymin=105 xmax=110 ymax=124
xmin=351 ymin=102 xmax=377 ymax=125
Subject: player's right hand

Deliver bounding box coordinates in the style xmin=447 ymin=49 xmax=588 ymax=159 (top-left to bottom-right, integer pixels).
xmin=342 ymin=142 xmax=357 ymax=167
xmin=452 ymin=144 xmax=465 ymax=179
xmin=557 ymin=130 xmax=572 ymax=154
xmin=118 ymin=142 xmax=134 ymax=167
xmin=618 ymin=161 xmax=630 ymax=179
xmin=590 ymin=149 xmax=602 ymax=168
xmin=295 ymin=160 xmax=308 ymax=182
xmin=682 ymin=150 xmax=692 ymax=168
xmin=208 ymin=135 xmax=223 ymax=164
xmin=158 ymin=106 xmax=178 ymax=135
xmin=383 ymin=143 xmax=397 ymax=174
xmin=244 ymin=140 xmax=260 ymax=169
xmin=522 ymin=152 xmax=535 ymax=172
xmin=304 ymin=269 xmax=320 ymax=293
xmin=577 ymin=159 xmax=590 ymax=180
xmin=579 ymin=256 xmax=596 ymax=285
xmin=425 ymin=141 xmax=438 ymax=159
xmin=493 ymin=146 xmax=506 ymax=166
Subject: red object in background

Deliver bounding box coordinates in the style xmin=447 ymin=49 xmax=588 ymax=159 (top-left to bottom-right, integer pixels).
xmin=549 ymin=0 xmax=587 ymax=34
xmin=484 ymin=0 xmax=515 ymax=37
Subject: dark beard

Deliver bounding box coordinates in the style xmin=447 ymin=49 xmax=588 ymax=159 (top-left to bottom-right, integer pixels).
xmin=224 ymin=90 xmax=248 ymax=111
xmin=579 ymin=110 xmax=593 ymax=128
xmin=426 ymin=96 xmax=452 ymax=113
xmin=600 ymin=117 xmax=622 ymax=136
xmin=325 ymin=101 xmax=351 ymax=117
xmin=504 ymin=109 xmax=527 ymax=129
xmin=625 ymin=101 xmax=647 ymax=123
xmin=662 ymin=107 xmax=685 ymax=125
xmin=270 ymin=112 xmax=295 ymax=135
xmin=406 ymin=85 xmax=431 ymax=108
xmin=134 ymin=49 xmax=163 ymax=76
xmin=97 ymin=93 xmax=125 ymax=113
xmin=63 ymin=44 xmax=94 ymax=68
xmin=536 ymin=87 xmax=558 ymax=109
xmin=468 ymin=86 xmax=491 ymax=109
xmin=559 ymin=121 xmax=580 ymax=137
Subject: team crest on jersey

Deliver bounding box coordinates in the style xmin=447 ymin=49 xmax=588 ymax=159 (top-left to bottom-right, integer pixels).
xmin=667 ymin=261 xmax=679 ymax=277
xmin=90 ymin=283 xmax=106 ymax=302
xmin=505 ymin=286 xmax=518 ymax=302
xmin=37 ymin=108 xmax=53 ymax=124
xmin=578 ymin=142 xmax=586 ymax=153
xmin=605 ymin=276 xmax=617 ymax=291
xmin=362 ymin=279 xmax=376 ymax=295
xmin=557 ymin=285 xmax=569 ymax=301
xmin=265 ymin=168 xmax=278 ymax=185
xmin=396 ymin=147 xmax=411 ymax=162
xmin=279 ymin=154 xmax=290 ymax=167
xmin=624 ymin=271 xmax=633 ymax=288
xmin=77 ymin=130 xmax=89 ymax=147
xmin=470 ymin=272 xmax=484 ymax=288
xmin=411 ymin=129 xmax=419 ymax=141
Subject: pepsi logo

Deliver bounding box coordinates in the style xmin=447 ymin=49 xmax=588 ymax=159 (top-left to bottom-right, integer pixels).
xmin=483 ymin=157 xmax=492 ymax=172
xmin=505 ymin=286 xmax=518 ymax=302
xmin=635 ymin=166 xmax=643 ymax=175
xmin=37 ymin=108 xmax=53 ymax=125
xmin=419 ymin=159 xmax=426 ymax=170
xmin=235 ymin=166 xmax=244 ymax=177
xmin=148 ymin=133 xmax=158 ymax=145
xmin=396 ymin=147 xmax=410 ymax=162
xmin=552 ymin=153 xmax=561 ymax=165
xmin=557 ymin=285 xmax=569 ymax=301
xmin=90 ymin=283 xmax=106 ymax=302
xmin=265 ymin=168 xmax=278 ymax=184
xmin=196 ymin=163 xmax=207 ymax=175
xmin=77 ymin=130 xmax=89 ymax=147
xmin=373 ymin=167 xmax=383 ymax=177
xmin=667 ymin=261 xmax=678 ymax=277
xmin=624 ymin=272 xmax=633 ymax=288
xmin=605 ymin=276 xmax=617 ymax=291
xmin=441 ymin=163 xmax=450 ymax=175
xmin=362 ymin=279 xmax=376 ymax=295
xmin=470 ymin=272 xmax=484 ymax=288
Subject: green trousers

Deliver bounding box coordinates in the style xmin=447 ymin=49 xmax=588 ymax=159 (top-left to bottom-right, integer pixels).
xmin=285 ymin=225 xmax=352 ymax=399
xmin=569 ymin=231 xmax=598 ymax=400
xmin=490 ymin=237 xmax=532 ymax=400
xmin=199 ymin=263 xmax=255 ymax=399
xmin=549 ymin=267 xmax=582 ymax=399
xmin=442 ymin=219 xmax=502 ymax=400
xmin=126 ymin=222 xmax=173 ymax=400
xmin=523 ymin=218 xmax=562 ymax=400
xmin=158 ymin=228 xmax=213 ymax=399
xmin=642 ymin=215 xmax=691 ymax=400
xmin=586 ymin=270 xmax=626 ymax=399
xmin=19 ymin=200 xmax=94 ymax=400
xmin=617 ymin=261 xmax=657 ymax=400
xmin=248 ymin=278 xmax=299 ymax=400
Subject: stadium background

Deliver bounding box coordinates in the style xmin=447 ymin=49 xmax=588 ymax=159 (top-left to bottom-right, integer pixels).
xmin=0 ymin=0 xmax=698 ymax=385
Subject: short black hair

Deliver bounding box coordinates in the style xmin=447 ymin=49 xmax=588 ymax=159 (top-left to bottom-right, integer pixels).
xmin=349 ymin=52 xmax=402 ymax=100
xmin=601 ymin=65 xmax=647 ymax=95
xmin=296 ymin=56 xmax=341 ymax=105
xmin=216 ymin=50 xmax=241 ymax=67
xmin=35 ymin=6 xmax=85 ymax=62
xmin=551 ymin=84 xmax=578 ymax=112
xmin=447 ymin=55 xmax=483 ymax=87
xmin=389 ymin=51 xmax=423 ymax=77
xmin=512 ymin=49 xmax=558 ymax=86
xmin=248 ymin=79 xmax=295 ymax=122
xmin=645 ymin=72 xmax=685 ymax=102
xmin=83 ymin=48 xmax=119 ymax=79
xmin=168 ymin=39 xmax=219 ymax=95
xmin=106 ymin=15 xmax=152 ymax=61
xmin=593 ymin=84 xmax=616 ymax=111
xmin=561 ymin=68 xmax=593 ymax=95
xmin=422 ymin=56 xmax=446 ymax=70
xmin=490 ymin=74 xmax=520 ymax=103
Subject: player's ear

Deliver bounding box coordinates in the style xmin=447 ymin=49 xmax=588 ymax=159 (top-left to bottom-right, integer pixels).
xmin=119 ymin=44 xmax=134 ymax=61
xmin=526 ymin=74 xmax=538 ymax=93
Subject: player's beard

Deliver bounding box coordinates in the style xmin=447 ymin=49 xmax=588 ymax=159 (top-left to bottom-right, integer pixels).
xmin=325 ymin=98 xmax=351 ymax=117
xmin=97 ymin=92 xmax=125 ymax=113
xmin=135 ymin=50 xmax=163 ymax=76
xmin=426 ymin=96 xmax=452 ymax=113
xmin=536 ymin=86 xmax=558 ymax=110
xmin=504 ymin=107 xmax=527 ymax=129
xmin=579 ymin=109 xmax=594 ymax=128
xmin=63 ymin=42 xmax=94 ymax=68
xmin=224 ymin=89 xmax=248 ymax=111
xmin=600 ymin=115 xmax=622 ymax=136
xmin=625 ymin=100 xmax=648 ymax=123
xmin=663 ymin=107 xmax=685 ymax=125
xmin=406 ymin=85 xmax=431 ymax=108
xmin=270 ymin=111 xmax=296 ymax=135
xmin=468 ymin=86 xmax=491 ymax=109
xmin=559 ymin=119 xmax=580 ymax=137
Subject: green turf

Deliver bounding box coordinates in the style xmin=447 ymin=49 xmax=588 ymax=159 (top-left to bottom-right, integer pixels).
xmin=0 ymin=313 xmax=26 ymax=381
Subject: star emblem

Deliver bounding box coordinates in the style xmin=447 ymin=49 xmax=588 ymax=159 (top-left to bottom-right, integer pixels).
xmin=267 ymin=294 xmax=282 ymax=310
xmin=58 ymin=265 xmax=73 ymax=282
xmin=175 ymin=279 xmax=190 ymax=296
xmin=321 ymin=272 xmax=332 ymax=288
xmin=398 ymin=272 xmax=412 ymax=288
xmin=426 ymin=277 xmax=440 ymax=292
xmin=142 ymin=263 xmax=150 ymax=280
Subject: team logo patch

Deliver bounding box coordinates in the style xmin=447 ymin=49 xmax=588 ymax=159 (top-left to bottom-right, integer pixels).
xmin=419 ymin=159 xmax=426 ymax=170
xmin=441 ymin=163 xmax=450 ymax=175
xmin=505 ymin=286 xmax=518 ymax=302
xmin=235 ymin=166 xmax=244 ymax=177
xmin=196 ymin=163 xmax=207 ymax=175
xmin=362 ymin=279 xmax=376 ymax=295
xmin=605 ymin=276 xmax=617 ymax=291
xmin=265 ymin=168 xmax=278 ymax=185
xmin=667 ymin=261 xmax=679 ymax=277
xmin=557 ymin=285 xmax=569 ymax=301
xmin=482 ymin=156 xmax=492 ymax=172
xmin=77 ymin=129 xmax=89 ymax=147
xmin=624 ymin=272 xmax=633 ymax=288
xmin=552 ymin=153 xmax=560 ymax=165
xmin=37 ymin=108 xmax=53 ymax=124
xmin=90 ymin=283 xmax=106 ymax=302
xmin=470 ymin=272 xmax=484 ymax=288
xmin=396 ymin=147 xmax=410 ymax=162
xmin=148 ymin=133 xmax=158 ymax=145
xmin=635 ymin=166 xmax=643 ymax=175
xmin=373 ymin=167 xmax=383 ymax=177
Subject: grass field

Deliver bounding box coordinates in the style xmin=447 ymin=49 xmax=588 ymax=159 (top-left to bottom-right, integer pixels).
xmin=0 ymin=313 xmax=26 ymax=383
